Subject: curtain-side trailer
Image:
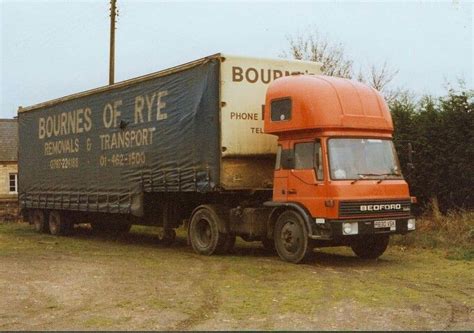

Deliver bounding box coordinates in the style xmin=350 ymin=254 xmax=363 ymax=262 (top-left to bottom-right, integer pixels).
xmin=19 ymin=54 xmax=327 ymax=261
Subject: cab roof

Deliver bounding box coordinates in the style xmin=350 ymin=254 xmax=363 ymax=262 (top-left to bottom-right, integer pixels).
xmin=264 ymin=75 xmax=393 ymax=134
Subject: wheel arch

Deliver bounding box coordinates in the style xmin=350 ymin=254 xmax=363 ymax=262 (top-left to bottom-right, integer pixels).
xmin=189 ymin=204 xmax=230 ymax=234
xmin=264 ymin=202 xmax=313 ymax=239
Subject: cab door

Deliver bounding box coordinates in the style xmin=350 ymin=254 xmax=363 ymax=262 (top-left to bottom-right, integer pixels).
xmin=286 ymin=139 xmax=327 ymax=217
xmin=272 ymin=141 xmax=290 ymax=202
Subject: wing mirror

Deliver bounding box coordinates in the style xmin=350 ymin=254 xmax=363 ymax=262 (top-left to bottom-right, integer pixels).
xmin=407 ymin=142 xmax=415 ymax=170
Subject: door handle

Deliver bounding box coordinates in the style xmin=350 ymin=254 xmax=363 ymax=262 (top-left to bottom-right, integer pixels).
xmin=287 ymin=189 xmax=297 ymax=194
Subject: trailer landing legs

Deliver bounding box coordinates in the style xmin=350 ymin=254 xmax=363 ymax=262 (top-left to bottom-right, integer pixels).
xmin=158 ymin=228 xmax=176 ymax=246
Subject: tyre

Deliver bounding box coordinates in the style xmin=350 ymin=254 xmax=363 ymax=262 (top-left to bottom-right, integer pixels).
xmin=189 ymin=205 xmax=228 ymax=256
xmin=350 ymin=235 xmax=390 ymax=259
xmin=31 ymin=209 xmax=48 ymax=233
xmin=261 ymin=237 xmax=275 ymax=253
xmin=48 ymin=210 xmax=73 ymax=236
xmin=274 ymin=210 xmax=312 ymax=264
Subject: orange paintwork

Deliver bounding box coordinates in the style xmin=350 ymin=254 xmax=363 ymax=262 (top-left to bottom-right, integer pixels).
xmin=264 ymin=75 xmax=410 ymax=219
xmin=264 ymin=75 xmax=393 ymax=134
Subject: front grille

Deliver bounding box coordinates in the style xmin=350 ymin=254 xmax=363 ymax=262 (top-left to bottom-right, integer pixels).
xmin=339 ymin=199 xmax=411 ymax=218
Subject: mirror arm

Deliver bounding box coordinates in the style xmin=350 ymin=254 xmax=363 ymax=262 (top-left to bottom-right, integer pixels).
xmin=290 ymin=169 xmax=319 ymax=185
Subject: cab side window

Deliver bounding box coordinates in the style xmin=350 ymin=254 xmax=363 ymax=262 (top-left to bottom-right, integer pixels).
xmin=294 ymin=140 xmax=324 ymax=180
xmin=294 ymin=142 xmax=314 ymax=169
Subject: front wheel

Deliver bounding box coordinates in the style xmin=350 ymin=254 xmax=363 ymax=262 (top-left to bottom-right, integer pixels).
xmin=351 ymin=235 xmax=389 ymax=259
xmin=274 ymin=210 xmax=312 ymax=263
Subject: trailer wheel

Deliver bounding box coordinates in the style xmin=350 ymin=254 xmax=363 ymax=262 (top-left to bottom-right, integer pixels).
xmin=351 ymin=235 xmax=389 ymax=259
xmin=48 ymin=210 xmax=72 ymax=236
xmin=189 ymin=206 xmax=227 ymax=255
xmin=31 ymin=210 xmax=48 ymax=233
xmin=274 ymin=210 xmax=312 ymax=264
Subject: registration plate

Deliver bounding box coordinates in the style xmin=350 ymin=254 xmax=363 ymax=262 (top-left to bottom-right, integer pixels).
xmin=374 ymin=220 xmax=396 ymax=230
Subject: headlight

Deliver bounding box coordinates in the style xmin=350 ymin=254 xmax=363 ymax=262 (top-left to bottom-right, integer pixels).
xmin=342 ymin=222 xmax=358 ymax=235
xmin=315 ymin=218 xmax=325 ymax=224
xmin=407 ymin=218 xmax=416 ymax=230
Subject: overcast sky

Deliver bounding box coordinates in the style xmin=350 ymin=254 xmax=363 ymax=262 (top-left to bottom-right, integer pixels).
xmin=0 ymin=0 xmax=472 ymax=119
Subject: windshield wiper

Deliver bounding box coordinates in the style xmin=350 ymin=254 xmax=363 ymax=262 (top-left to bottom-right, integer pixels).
xmin=351 ymin=173 xmax=372 ymax=184
xmin=358 ymin=172 xmax=401 ymax=177
xmin=356 ymin=172 xmax=401 ymax=184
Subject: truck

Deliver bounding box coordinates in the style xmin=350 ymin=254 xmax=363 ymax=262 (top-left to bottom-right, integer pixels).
xmin=18 ymin=54 xmax=416 ymax=263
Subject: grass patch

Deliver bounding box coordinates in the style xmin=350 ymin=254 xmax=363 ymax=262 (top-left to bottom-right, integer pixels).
xmin=0 ymin=221 xmax=473 ymax=330
xmin=392 ymin=201 xmax=474 ymax=260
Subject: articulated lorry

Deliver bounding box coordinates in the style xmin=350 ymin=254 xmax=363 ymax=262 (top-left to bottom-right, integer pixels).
xmin=18 ymin=54 xmax=415 ymax=263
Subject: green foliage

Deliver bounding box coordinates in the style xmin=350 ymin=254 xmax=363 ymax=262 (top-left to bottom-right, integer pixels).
xmin=391 ymin=208 xmax=474 ymax=261
xmin=391 ymin=85 xmax=474 ymax=212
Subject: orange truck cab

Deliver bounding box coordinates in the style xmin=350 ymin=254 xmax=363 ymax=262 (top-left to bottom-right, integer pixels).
xmin=263 ymin=75 xmax=416 ymax=263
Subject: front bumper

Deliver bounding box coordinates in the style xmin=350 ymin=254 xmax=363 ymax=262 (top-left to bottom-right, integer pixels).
xmin=310 ymin=217 xmax=415 ymax=240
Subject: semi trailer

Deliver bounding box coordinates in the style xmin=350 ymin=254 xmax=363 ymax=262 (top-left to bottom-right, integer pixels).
xmin=18 ymin=54 xmax=415 ymax=263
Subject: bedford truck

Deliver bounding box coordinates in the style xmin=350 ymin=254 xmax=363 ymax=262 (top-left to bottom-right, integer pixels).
xmin=18 ymin=54 xmax=416 ymax=263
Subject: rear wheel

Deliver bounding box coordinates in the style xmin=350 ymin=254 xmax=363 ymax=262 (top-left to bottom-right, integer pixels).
xmin=48 ymin=210 xmax=73 ymax=236
xmin=351 ymin=235 xmax=389 ymax=259
xmin=274 ymin=210 xmax=312 ymax=263
xmin=31 ymin=210 xmax=48 ymax=233
xmin=189 ymin=205 xmax=228 ymax=255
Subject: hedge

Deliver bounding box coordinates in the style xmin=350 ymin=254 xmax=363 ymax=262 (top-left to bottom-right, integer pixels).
xmin=391 ymin=87 xmax=473 ymax=212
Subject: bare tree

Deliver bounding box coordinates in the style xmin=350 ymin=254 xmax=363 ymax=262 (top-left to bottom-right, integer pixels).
xmin=359 ymin=61 xmax=399 ymax=92
xmin=384 ymin=87 xmax=416 ymax=106
xmin=281 ymin=31 xmax=353 ymax=78
xmin=282 ymin=29 xmax=399 ymax=97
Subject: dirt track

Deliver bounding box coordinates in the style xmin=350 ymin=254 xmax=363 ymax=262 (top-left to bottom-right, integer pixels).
xmin=0 ymin=222 xmax=472 ymax=330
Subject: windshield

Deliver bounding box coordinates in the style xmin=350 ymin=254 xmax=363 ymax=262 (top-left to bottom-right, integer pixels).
xmin=328 ymin=138 xmax=402 ymax=180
